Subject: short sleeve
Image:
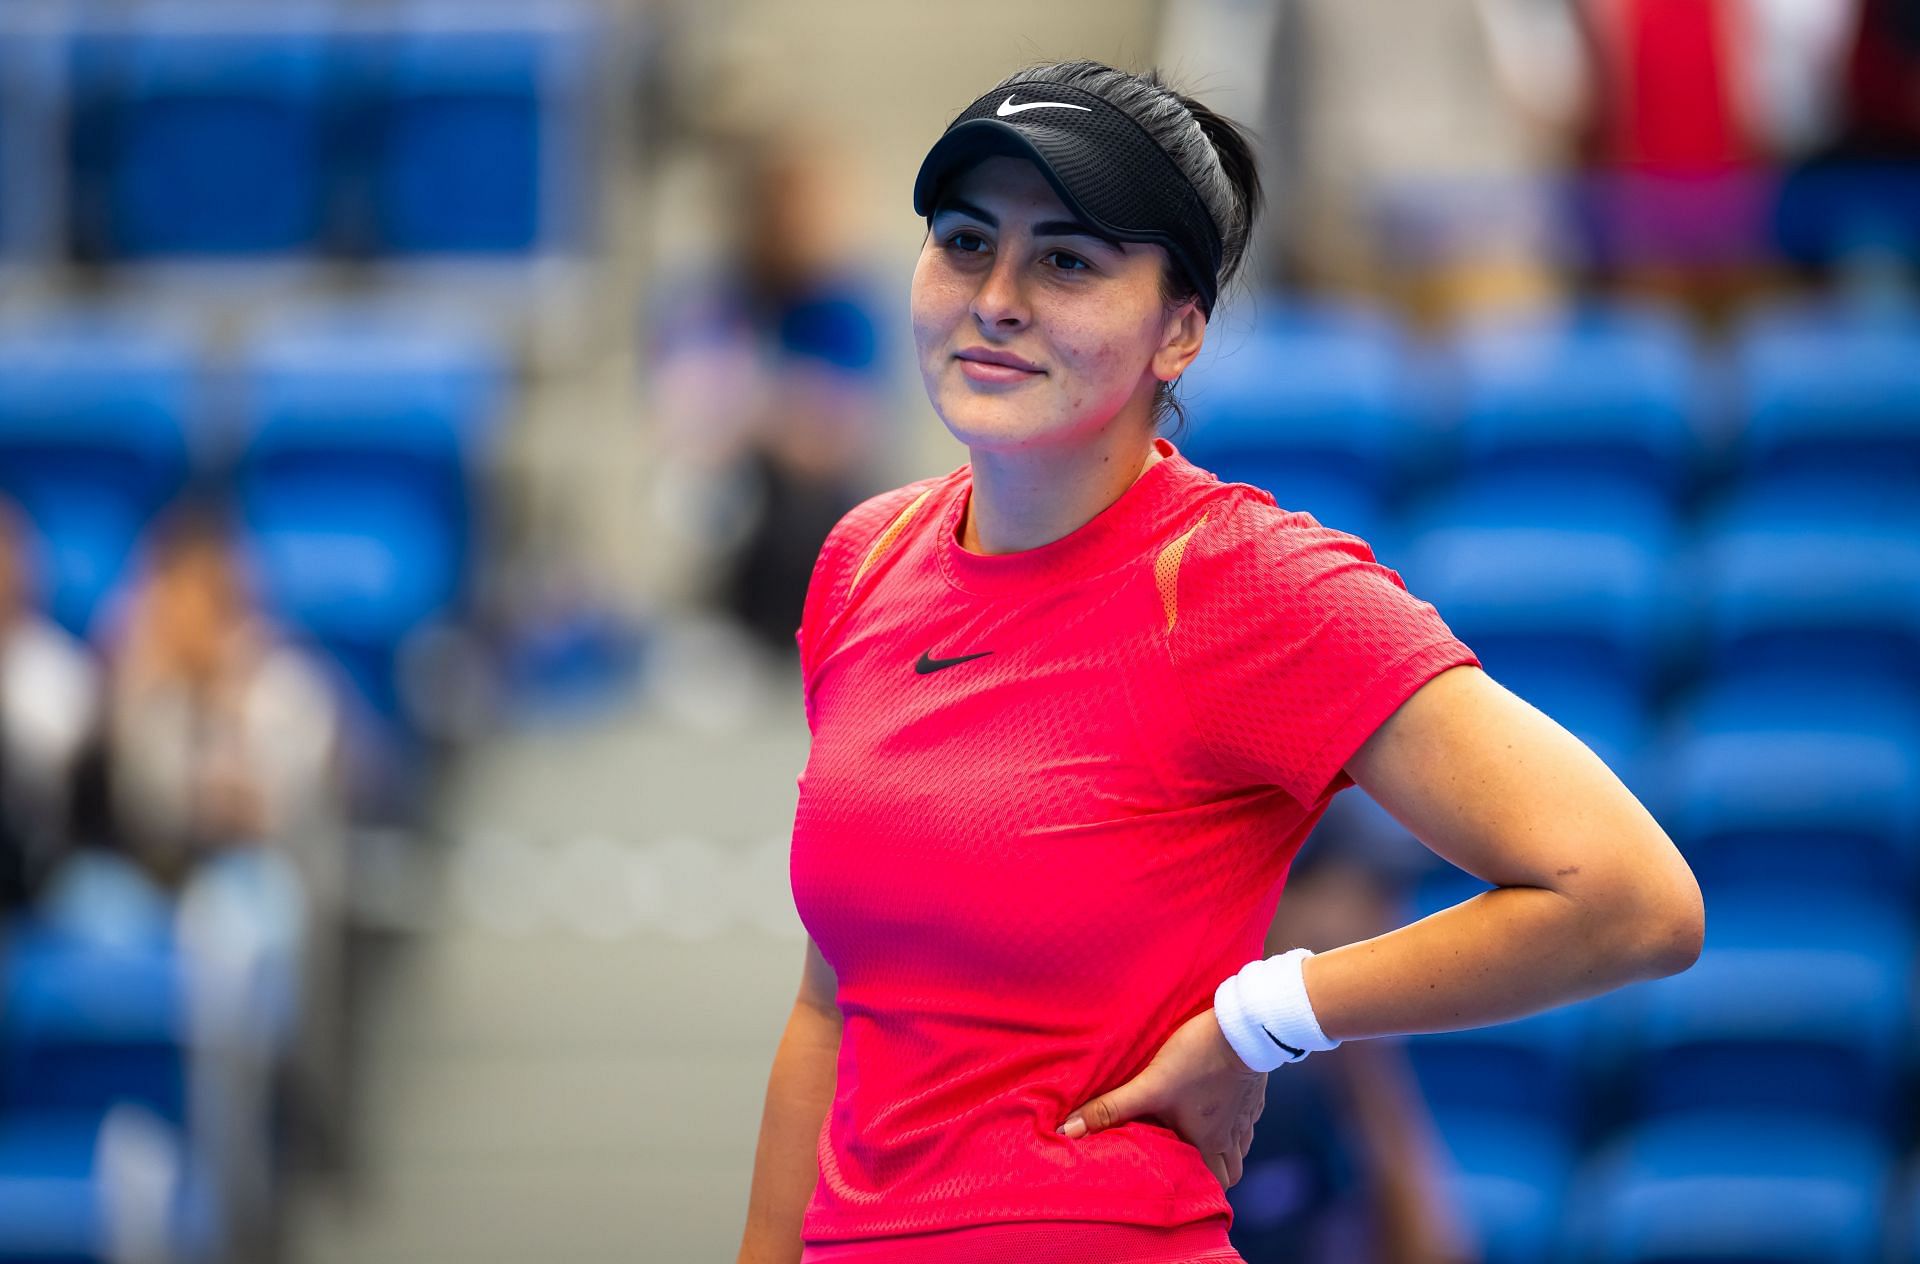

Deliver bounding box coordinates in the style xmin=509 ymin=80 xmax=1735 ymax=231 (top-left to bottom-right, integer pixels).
xmin=796 ymin=478 xmax=944 ymax=733
xmin=795 ymin=515 xmax=853 ymax=688
xmin=1168 ymin=499 xmax=1481 ymax=806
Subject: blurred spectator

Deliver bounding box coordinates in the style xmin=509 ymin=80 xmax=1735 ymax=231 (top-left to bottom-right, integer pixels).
xmin=1737 ymin=0 xmax=1861 ymax=158
xmin=43 ymin=496 xmax=354 ymax=1255
xmin=1774 ymin=0 xmax=1920 ymax=295
xmin=1155 ymin=0 xmax=1915 ymax=320
xmin=645 ymin=123 xmax=893 ymax=657
xmin=1576 ymin=0 xmax=1763 ymax=293
xmin=0 ymin=496 xmax=102 ymax=911
xmin=1572 ymin=0 xmax=1755 ymax=173
xmin=88 ymin=498 xmax=342 ymax=888
xmin=1170 ymin=0 xmax=1568 ymax=325
xmin=1538 ymin=0 xmax=1821 ymax=316
xmin=1835 ymin=0 xmax=1920 ymax=156
xmin=1230 ymin=803 xmax=1479 ymax=1264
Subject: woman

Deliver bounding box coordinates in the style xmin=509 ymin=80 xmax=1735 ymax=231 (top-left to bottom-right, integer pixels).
xmin=737 ymin=59 xmax=1704 ymax=1264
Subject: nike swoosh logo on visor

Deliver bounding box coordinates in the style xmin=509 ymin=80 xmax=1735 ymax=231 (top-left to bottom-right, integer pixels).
xmin=997 ymin=95 xmax=1093 ymax=117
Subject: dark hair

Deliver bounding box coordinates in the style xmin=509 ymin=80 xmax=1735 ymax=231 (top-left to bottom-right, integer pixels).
xmin=981 ymin=59 xmax=1264 ymax=440
xmin=141 ymin=486 xmax=240 ymax=568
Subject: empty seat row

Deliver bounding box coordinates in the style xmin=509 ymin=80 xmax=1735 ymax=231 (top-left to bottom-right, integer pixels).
xmin=0 ymin=0 xmax=602 ymax=261
xmin=1404 ymin=876 xmax=1917 ymax=1134
xmin=0 ymin=849 xmax=306 ymax=1262
xmin=1392 ymin=485 xmax=1920 ymax=766
xmin=1401 ymin=889 xmax=1919 ymax=1264
xmin=1399 ymin=466 xmax=1920 ymax=674
xmin=1181 ymin=297 xmax=1920 ymax=541
xmin=1422 ymin=1109 xmax=1918 ymax=1264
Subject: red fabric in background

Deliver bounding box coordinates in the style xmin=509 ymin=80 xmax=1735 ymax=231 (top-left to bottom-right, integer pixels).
xmin=1599 ymin=0 xmax=1751 ymax=172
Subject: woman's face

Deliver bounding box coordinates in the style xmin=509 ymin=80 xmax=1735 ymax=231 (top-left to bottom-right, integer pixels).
xmin=910 ymin=155 xmax=1204 ymax=453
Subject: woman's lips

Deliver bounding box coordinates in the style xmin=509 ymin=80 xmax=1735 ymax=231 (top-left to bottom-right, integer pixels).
xmin=957 ymin=357 xmax=1044 ymax=384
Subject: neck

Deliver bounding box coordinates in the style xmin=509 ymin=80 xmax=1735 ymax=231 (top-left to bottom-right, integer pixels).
xmin=958 ymin=427 xmax=1165 ymax=557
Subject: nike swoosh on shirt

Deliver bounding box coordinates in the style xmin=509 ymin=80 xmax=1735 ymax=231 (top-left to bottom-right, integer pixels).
xmin=997 ymin=95 xmax=1093 ymax=117
xmin=915 ymin=649 xmax=994 ymax=675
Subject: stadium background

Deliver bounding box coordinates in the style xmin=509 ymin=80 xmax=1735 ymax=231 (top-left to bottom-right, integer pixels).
xmin=0 ymin=0 xmax=1916 ymax=1261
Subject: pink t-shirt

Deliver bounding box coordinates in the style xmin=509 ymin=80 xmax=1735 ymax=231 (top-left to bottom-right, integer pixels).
xmin=790 ymin=435 xmax=1479 ymax=1262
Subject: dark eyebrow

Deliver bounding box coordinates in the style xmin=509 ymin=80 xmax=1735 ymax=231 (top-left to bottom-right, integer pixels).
xmin=932 ymin=196 xmax=1125 ymax=251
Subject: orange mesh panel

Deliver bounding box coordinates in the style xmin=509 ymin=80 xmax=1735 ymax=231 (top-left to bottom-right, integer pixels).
xmin=852 ymin=489 xmax=934 ymax=590
xmin=1155 ymin=509 xmax=1210 ymax=633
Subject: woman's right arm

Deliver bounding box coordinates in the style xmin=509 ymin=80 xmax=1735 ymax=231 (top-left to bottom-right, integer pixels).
xmin=737 ymin=938 xmax=843 ymax=1264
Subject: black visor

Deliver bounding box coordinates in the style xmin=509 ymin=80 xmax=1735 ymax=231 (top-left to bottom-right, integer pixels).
xmin=912 ymin=81 xmax=1225 ymax=316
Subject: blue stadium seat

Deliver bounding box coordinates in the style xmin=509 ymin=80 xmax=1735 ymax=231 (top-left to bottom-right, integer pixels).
xmin=0 ymin=919 xmax=188 ymax=1132
xmin=1395 ymin=473 xmax=1678 ymax=783
xmin=1615 ymin=889 xmax=1912 ymax=1129
xmin=1408 ymin=1006 xmax=1592 ymax=1139
xmin=1731 ymin=303 xmax=1920 ymax=487
xmin=0 ymin=1106 xmax=216 ymax=1264
xmin=0 ymin=6 xmax=66 ymax=263
xmin=1430 ymin=1112 xmax=1576 ymax=1264
xmin=1690 ymin=472 xmax=1920 ymax=696
xmin=68 ymin=2 xmax=335 ymax=258
xmin=1177 ymin=298 xmax=1420 ymax=548
xmin=1402 ymin=860 xmax=1493 ymax=923
xmin=1655 ymin=675 xmax=1920 ymax=909
xmin=0 ymin=313 xmax=198 ymax=636
xmin=1402 ymin=869 xmax=1615 ymax=1136
xmin=1301 ymin=788 xmax=1443 ymax=889
xmin=359 ymin=0 xmax=598 ymax=254
xmin=2 ymin=853 xmax=286 ymax=1262
xmin=1773 ymin=162 xmax=1920 ymax=268
xmin=1443 ymin=302 xmax=1705 ymax=505
xmin=0 ymin=1112 xmax=105 ymax=1264
xmin=1563 ymin=1113 xmax=1895 ymax=1264
xmin=234 ymin=310 xmax=507 ymax=718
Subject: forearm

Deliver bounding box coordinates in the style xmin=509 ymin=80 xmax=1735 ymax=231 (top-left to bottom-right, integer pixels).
xmin=738 ymin=1002 xmax=842 ymax=1264
xmin=1301 ymin=883 xmax=1684 ymax=1043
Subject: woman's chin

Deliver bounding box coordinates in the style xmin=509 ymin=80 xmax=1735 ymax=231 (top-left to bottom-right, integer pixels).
xmin=939 ymin=407 xmax=1060 ymax=451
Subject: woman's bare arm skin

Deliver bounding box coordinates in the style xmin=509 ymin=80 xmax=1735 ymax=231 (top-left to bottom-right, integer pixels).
xmin=1302 ymin=664 xmax=1704 ymax=1042
xmin=737 ymin=940 xmax=843 ymax=1264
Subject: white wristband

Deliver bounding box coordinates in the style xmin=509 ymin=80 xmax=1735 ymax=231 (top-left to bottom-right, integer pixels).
xmin=1212 ymin=947 xmax=1340 ymax=1072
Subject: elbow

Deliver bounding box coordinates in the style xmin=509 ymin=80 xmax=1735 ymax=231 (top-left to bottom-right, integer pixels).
xmin=1570 ymin=849 xmax=1705 ymax=980
xmin=1622 ymin=870 xmax=1706 ymax=979
xmin=1572 ymin=822 xmax=1706 ymax=980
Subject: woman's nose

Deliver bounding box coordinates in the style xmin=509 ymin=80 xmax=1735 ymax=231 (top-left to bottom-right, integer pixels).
xmin=970 ymin=251 xmax=1029 ymax=330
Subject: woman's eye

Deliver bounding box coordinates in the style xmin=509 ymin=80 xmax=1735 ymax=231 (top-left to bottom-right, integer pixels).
xmin=945 ymin=231 xmax=988 ymax=254
xmin=1045 ymin=251 xmax=1090 ymax=272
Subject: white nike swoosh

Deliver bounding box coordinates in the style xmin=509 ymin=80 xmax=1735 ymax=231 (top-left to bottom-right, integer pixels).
xmin=997 ymin=95 xmax=1093 ymax=117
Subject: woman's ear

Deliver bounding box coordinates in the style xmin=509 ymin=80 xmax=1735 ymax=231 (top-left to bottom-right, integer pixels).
xmin=1152 ymin=300 xmax=1207 ymax=383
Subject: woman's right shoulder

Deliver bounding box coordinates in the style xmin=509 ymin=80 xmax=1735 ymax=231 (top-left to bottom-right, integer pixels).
xmin=817 ymin=470 xmax=957 ymax=574
xmin=801 ymin=472 xmax=957 ymax=656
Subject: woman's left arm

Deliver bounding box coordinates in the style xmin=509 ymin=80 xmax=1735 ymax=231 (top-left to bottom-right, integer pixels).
xmin=1305 ymin=663 xmax=1704 ymax=1041
xmin=1054 ymin=662 xmax=1704 ymax=1179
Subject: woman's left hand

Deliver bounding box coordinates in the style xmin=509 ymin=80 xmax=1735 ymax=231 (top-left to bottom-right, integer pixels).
xmin=1056 ymin=1007 xmax=1268 ymax=1190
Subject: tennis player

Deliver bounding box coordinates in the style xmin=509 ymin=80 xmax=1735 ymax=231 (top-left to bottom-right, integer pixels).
xmin=738 ymin=58 xmax=1705 ymax=1264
